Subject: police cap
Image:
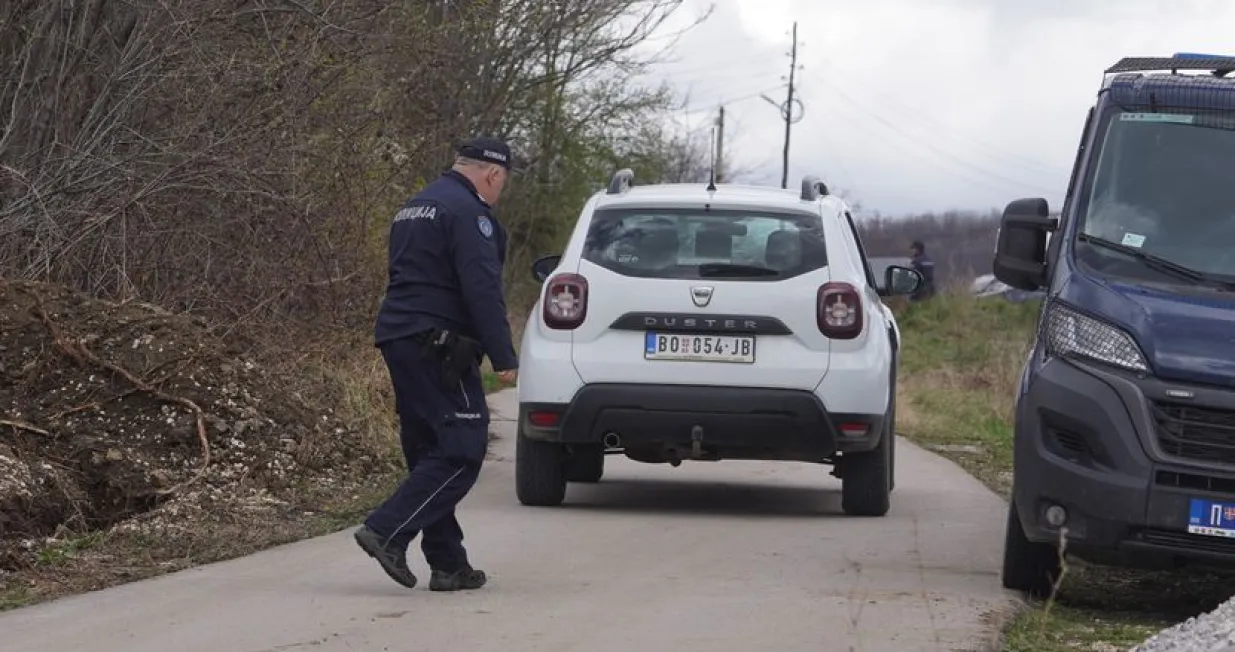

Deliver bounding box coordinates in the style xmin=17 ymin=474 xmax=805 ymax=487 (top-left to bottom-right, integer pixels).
xmin=458 ymin=137 xmax=514 ymax=170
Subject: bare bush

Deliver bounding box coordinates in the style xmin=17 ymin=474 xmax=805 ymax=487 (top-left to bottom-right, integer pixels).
xmin=0 ymin=0 xmax=712 ymax=352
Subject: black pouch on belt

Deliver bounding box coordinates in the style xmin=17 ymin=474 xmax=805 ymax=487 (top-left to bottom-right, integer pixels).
xmin=426 ymin=328 xmax=483 ymax=388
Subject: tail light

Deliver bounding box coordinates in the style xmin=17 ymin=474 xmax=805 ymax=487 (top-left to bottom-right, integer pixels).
xmin=527 ymin=410 xmax=561 ymax=427
xmin=838 ymin=422 xmax=870 ymax=438
xmin=817 ymin=282 xmax=862 ymax=339
xmin=543 ymin=273 xmax=588 ymax=330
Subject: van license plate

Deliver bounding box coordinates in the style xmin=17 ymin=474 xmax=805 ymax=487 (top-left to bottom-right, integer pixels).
xmin=1188 ymin=498 xmax=1235 ymax=538
xmin=643 ymin=332 xmax=755 ymax=363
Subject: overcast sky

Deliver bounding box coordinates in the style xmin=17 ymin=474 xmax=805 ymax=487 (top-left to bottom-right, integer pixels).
xmin=636 ymin=0 xmax=1234 ymax=217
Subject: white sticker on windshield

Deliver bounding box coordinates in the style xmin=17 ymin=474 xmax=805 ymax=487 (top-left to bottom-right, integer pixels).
xmin=1120 ymin=112 xmax=1195 ymax=124
xmin=1122 ymin=232 xmax=1146 ymax=248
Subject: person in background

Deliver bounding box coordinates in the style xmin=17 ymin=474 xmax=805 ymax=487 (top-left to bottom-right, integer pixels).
xmin=353 ymin=136 xmax=519 ymax=593
xmin=908 ymin=240 xmax=936 ymax=302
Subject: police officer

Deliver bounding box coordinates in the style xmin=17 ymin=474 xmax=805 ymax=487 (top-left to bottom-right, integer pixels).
xmin=908 ymin=239 xmax=937 ymax=302
xmin=354 ymin=137 xmax=519 ymax=592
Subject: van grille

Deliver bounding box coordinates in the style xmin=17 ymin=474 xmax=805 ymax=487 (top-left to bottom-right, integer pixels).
xmin=1152 ymin=401 xmax=1235 ymax=464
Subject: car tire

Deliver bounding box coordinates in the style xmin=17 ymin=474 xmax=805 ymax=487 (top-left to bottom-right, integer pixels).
xmin=1001 ymin=496 xmax=1062 ymax=599
xmin=565 ymin=445 xmax=604 ymax=483
xmin=888 ymin=428 xmax=896 ymax=494
xmin=840 ymin=416 xmax=892 ymax=517
xmin=887 ymin=367 xmax=898 ymax=495
xmin=516 ymin=431 xmax=568 ymax=507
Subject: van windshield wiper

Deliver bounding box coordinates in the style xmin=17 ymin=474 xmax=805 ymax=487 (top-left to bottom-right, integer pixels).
xmin=697 ymin=263 xmax=780 ymax=277
xmin=1077 ymin=232 xmax=1235 ymax=290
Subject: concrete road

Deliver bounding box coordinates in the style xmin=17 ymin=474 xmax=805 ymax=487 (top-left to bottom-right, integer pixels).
xmin=0 ymin=389 xmax=1019 ymax=652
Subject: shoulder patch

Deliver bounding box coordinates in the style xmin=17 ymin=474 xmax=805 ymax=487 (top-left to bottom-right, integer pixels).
xmin=477 ymin=215 xmax=494 ymax=238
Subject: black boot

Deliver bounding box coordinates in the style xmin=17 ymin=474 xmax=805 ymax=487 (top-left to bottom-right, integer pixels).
xmin=353 ymin=525 xmax=418 ymax=589
xmin=429 ymin=567 xmax=487 ymax=592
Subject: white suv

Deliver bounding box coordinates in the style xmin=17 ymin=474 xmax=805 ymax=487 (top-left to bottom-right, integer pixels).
xmin=514 ymin=170 xmax=924 ymax=516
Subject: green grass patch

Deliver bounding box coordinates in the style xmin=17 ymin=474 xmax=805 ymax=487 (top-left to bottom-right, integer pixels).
xmin=482 ymin=370 xmax=504 ymax=394
xmin=894 ymin=294 xmax=1038 ymax=496
xmin=1003 ymin=604 xmax=1165 ymax=652
xmin=894 ymin=292 xmax=1235 ymax=651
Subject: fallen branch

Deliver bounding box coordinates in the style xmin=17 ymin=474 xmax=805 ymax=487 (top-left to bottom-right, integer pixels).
xmin=47 ymin=355 xmax=201 ymax=420
xmin=0 ymin=419 xmax=50 ymax=436
xmin=23 ymin=289 xmax=212 ymax=496
xmin=47 ymin=390 xmax=138 ymax=421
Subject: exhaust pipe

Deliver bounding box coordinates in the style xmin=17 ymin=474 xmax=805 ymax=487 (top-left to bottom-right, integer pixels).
xmin=603 ymin=432 xmax=622 ymax=449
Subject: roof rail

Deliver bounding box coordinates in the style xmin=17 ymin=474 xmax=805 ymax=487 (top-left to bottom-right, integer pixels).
xmin=800 ymin=175 xmax=829 ymax=201
xmin=1106 ymin=55 xmax=1235 ymax=77
xmin=607 ymin=168 xmax=635 ymax=195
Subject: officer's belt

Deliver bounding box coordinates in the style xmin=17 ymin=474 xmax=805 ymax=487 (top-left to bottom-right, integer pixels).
xmin=414 ymin=327 xmax=483 ymax=387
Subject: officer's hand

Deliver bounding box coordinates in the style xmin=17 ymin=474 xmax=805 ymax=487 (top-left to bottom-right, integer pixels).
xmin=497 ymin=369 xmax=517 ymax=385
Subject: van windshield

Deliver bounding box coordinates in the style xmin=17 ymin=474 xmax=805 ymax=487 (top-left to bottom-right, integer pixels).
xmin=581 ymin=207 xmax=827 ymax=281
xmin=1078 ymin=110 xmax=1235 ymax=283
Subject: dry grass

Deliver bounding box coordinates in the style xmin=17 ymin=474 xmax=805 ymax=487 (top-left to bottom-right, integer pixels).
xmin=0 ymin=322 xmax=410 ymax=611
xmin=272 ymin=331 xmax=401 ymax=461
xmin=0 ymin=302 xmax=519 ymax=612
xmin=893 ymin=291 xmax=1036 ymax=497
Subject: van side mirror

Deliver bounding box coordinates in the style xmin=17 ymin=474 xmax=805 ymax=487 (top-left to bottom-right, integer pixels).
xmin=993 ymin=198 xmax=1056 ymax=292
xmin=878 ymin=265 xmax=923 ymax=297
xmin=531 ymin=255 xmax=562 ymax=283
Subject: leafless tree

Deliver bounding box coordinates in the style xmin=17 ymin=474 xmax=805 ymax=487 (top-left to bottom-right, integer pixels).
xmin=0 ymin=0 xmax=718 ymax=349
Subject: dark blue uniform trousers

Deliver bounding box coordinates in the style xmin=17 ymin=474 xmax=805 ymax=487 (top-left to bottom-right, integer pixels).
xmin=365 ymin=335 xmax=489 ymax=573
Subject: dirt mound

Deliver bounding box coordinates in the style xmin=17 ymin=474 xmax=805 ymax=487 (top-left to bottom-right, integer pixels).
xmin=0 ymin=279 xmax=379 ymax=574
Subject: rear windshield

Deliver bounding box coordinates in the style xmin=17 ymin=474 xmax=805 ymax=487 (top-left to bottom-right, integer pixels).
xmin=581 ymin=207 xmax=827 ymax=280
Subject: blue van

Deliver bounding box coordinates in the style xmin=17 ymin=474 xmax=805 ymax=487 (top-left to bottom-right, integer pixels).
xmin=993 ymin=53 xmax=1235 ymax=598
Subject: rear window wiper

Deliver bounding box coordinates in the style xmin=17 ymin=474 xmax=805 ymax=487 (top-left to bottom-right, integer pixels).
xmin=697 ymin=263 xmax=781 ymax=277
xmin=1077 ymin=232 xmax=1235 ymax=290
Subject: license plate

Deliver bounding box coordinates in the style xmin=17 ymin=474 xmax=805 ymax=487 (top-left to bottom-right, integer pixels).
xmin=643 ymin=332 xmax=755 ymax=363
xmin=1188 ymin=498 xmax=1235 ymax=538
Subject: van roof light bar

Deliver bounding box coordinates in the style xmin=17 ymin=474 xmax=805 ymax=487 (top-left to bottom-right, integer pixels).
xmin=1106 ymin=55 xmax=1235 ymax=77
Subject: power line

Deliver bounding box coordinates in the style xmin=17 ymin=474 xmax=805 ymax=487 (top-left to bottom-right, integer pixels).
xmin=813 ymin=126 xmax=855 ymax=191
xmin=679 ymin=84 xmax=786 ymax=113
xmin=809 ymin=85 xmax=1054 ymax=202
xmin=676 ymin=69 xmax=779 ymax=91
xmin=803 ymin=70 xmax=1061 ymax=197
xmin=808 ymin=61 xmax=1068 ymax=176
xmin=676 ymin=71 xmax=786 ymax=107
xmin=657 ymin=55 xmax=783 ymax=79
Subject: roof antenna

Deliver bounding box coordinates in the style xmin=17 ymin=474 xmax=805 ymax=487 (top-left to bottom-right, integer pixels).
xmin=706 ymin=123 xmax=717 ymax=192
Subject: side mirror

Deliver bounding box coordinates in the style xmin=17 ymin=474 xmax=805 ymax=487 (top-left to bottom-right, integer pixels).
xmin=531 ymin=254 xmax=562 ymax=283
xmin=879 ymin=265 xmax=924 ymax=297
xmin=993 ymin=198 xmax=1056 ymax=292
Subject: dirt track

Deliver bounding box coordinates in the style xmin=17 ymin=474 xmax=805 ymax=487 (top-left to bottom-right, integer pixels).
xmin=0 ymin=388 xmax=1019 ymax=652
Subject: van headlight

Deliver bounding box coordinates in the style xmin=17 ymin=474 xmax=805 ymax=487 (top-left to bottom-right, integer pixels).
xmin=1044 ymin=301 xmax=1149 ymax=373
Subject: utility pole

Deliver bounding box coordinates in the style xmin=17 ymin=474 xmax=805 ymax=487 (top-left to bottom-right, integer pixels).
xmin=781 ymin=21 xmax=798 ymax=189
xmin=759 ymin=22 xmax=805 ymax=188
xmin=715 ymin=105 xmax=725 ymax=183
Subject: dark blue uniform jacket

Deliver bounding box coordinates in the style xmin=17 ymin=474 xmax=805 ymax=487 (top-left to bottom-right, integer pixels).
xmin=374 ymin=170 xmax=518 ymax=371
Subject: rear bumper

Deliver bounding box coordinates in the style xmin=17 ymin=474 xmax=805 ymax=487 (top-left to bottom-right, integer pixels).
xmin=1014 ymin=356 xmax=1235 ymax=569
xmin=520 ymin=383 xmax=885 ymax=463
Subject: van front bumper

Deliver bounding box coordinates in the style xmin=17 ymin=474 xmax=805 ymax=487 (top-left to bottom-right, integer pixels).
xmin=1014 ymin=356 xmax=1235 ymax=568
